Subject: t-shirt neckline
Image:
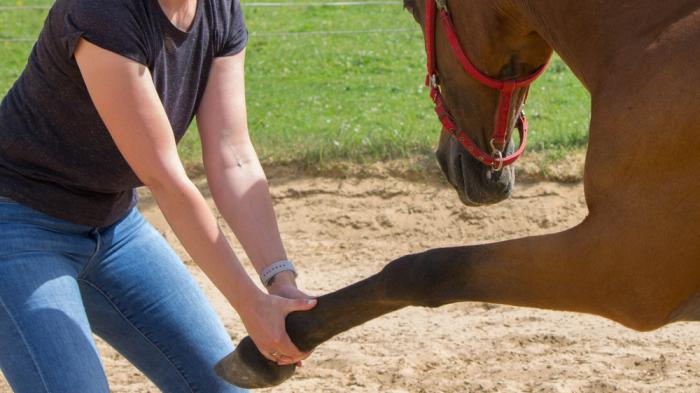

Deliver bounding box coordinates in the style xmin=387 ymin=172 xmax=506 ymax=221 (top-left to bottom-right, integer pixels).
xmin=154 ymin=0 xmax=203 ymax=37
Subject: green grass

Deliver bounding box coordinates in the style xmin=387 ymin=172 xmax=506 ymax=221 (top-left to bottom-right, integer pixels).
xmin=0 ymin=0 xmax=591 ymax=169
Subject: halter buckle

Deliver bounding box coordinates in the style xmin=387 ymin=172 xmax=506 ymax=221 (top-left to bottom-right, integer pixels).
xmin=435 ymin=0 xmax=448 ymax=13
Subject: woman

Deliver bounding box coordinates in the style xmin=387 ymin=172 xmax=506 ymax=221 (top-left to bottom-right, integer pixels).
xmin=0 ymin=0 xmax=315 ymax=391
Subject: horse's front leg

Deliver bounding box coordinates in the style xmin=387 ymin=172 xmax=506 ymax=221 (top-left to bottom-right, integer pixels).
xmin=216 ymin=219 xmax=687 ymax=388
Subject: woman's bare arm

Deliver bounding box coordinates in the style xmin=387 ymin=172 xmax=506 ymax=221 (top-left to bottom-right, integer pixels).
xmin=197 ymin=51 xmax=315 ymax=364
xmin=74 ymin=39 xmax=315 ymax=365
xmin=197 ymin=52 xmax=297 ymax=290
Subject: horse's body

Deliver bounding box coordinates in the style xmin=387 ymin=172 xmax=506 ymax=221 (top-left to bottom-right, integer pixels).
xmin=218 ymin=0 xmax=700 ymax=388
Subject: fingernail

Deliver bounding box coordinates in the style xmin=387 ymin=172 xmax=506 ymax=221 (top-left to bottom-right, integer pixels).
xmin=306 ymin=299 xmax=316 ymax=305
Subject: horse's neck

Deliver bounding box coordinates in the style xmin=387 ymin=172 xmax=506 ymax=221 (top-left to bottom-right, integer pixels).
xmin=520 ymin=0 xmax=700 ymax=94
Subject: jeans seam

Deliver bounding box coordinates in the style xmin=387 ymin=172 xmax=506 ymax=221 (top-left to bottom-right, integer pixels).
xmin=0 ymin=296 xmax=51 ymax=393
xmin=78 ymin=279 xmax=198 ymax=393
xmin=79 ymin=210 xmax=147 ymax=281
xmin=78 ymin=232 xmax=103 ymax=279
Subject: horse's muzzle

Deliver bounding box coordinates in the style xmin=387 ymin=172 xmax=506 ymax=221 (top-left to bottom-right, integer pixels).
xmin=436 ymin=136 xmax=515 ymax=206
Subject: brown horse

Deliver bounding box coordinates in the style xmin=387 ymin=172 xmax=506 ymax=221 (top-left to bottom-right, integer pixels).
xmin=217 ymin=0 xmax=700 ymax=388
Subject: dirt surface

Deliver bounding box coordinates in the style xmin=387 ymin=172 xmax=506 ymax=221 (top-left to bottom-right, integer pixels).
xmin=2 ymin=174 xmax=700 ymax=392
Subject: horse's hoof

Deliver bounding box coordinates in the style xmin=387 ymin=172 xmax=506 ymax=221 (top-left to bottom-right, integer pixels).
xmin=215 ymin=336 xmax=296 ymax=389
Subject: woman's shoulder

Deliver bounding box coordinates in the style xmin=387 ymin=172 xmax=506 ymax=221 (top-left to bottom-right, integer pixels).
xmin=59 ymin=0 xmax=153 ymax=33
xmin=56 ymin=0 xmax=149 ymax=20
xmin=58 ymin=0 xmax=144 ymax=9
xmin=205 ymin=0 xmax=242 ymax=16
xmin=204 ymin=0 xmax=247 ymax=57
xmin=54 ymin=0 xmax=154 ymax=65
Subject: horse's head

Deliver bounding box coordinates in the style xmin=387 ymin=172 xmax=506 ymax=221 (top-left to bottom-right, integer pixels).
xmin=405 ymin=0 xmax=552 ymax=205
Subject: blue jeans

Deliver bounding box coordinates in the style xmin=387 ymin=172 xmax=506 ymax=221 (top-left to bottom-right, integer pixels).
xmin=0 ymin=197 xmax=246 ymax=393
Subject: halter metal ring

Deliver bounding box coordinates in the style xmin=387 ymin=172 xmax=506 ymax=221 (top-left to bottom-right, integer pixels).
xmin=489 ymin=138 xmax=504 ymax=155
xmin=489 ymin=139 xmax=504 ymax=171
xmin=491 ymin=150 xmax=504 ymax=171
xmin=429 ymin=74 xmax=440 ymax=89
xmin=435 ymin=0 xmax=448 ymax=12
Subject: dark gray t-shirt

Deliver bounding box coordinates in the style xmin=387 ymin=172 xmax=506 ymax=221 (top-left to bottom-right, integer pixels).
xmin=0 ymin=0 xmax=247 ymax=227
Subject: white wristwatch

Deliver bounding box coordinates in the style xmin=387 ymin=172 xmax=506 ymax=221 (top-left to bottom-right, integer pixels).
xmin=259 ymin=260 xmax=297 ymax=287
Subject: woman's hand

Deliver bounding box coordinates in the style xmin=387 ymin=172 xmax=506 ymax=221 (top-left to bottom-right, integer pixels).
xmin=237 ymin=286 xmax=317 ymax=366
xmin=266 ymin=271 xmax=316 ymax=366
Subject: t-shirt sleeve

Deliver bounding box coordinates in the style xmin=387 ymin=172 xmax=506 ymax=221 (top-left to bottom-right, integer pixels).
xmin=217 ymin=0 xmax=248 ymax=57
xmin=62 ymin=0 xmax=150 ymax=66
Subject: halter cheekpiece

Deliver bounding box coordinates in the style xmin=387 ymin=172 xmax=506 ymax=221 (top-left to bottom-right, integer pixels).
xmin=425 ymin=0 xmax=551 ymax=170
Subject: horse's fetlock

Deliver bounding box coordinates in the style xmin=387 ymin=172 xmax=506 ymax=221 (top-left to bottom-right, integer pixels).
xmin=286 ymin=311 xmax=320 ymax=352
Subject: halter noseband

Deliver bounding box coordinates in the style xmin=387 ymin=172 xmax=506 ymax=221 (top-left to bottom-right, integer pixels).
xmin=425 ymin=0 xmax=550 ymax=171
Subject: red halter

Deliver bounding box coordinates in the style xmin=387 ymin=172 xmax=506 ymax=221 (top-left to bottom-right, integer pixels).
xmin=425 ymin=0 xmax=550 ymax=170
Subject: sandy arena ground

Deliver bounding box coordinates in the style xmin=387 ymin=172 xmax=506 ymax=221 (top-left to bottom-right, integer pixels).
xmin=2 ymin=174 xmax=700 ymax=392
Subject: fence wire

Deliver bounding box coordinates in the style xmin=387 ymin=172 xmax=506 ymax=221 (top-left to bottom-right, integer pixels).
xmin=0 ymin=1 xmax=411 ymax=43
xmin=1 ymin=27 xmax=416 ymax=43
xmin=0 ymin=1 xmax=402 ymax=11
xmin=250 ymin=27 xmax=413 ymax=37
